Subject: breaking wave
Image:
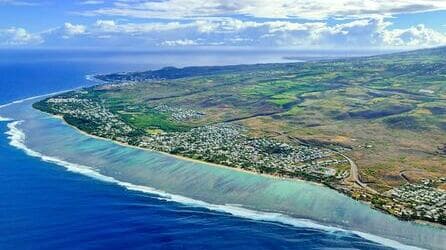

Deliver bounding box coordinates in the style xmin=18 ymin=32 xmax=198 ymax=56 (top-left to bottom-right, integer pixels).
xmin=0 ymin=87 xmax=85 ymax=110
xmin=0 ymin=115 xmax=11 ymax=122
xmin=85 ymin=74 xmax=106 ymax=84
xmin=4 ymin=119 xmax=424 ymax=250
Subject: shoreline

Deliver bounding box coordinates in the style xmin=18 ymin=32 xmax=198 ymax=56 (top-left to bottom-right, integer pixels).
xmin=48 ymin=112 xmax=446 ymax=229
xmin=27 ymin=75 xmax=445 ymax=229
xmin=2 ymin=97 xmax=445 ymax=249
xmin=52 ymin=114 xmax=326 ymax=188
xmin=4 ymin=117 xmax=439 ymax=250
xmin=0 ymin=85 xmax=324 ymax=188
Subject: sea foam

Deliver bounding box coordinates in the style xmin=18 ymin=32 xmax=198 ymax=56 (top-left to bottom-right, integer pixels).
xmin=0 ymin=89 xmax=87 ymax=122
xmin=85 ymin=74 xmax=106 ymax=84
xmin=0 ymin=94 xmax=49 ymax=109
xmin=4 ymin=120 xmax=425 ymax=250
xmin=0 ymin=88 xmax=84 ymax=110
xmin=0 ymin=115 xmax=12 ymax=122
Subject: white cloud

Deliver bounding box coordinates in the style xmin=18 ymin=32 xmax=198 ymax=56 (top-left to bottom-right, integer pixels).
xmin=0 ymin=0 xmax=40 ymax=6
xmin=16 ymin=17 xmax=445 ymax=49
xmin=85 ymin=0 xmax=446 ymax=20
xmin=64 ymin=22 xmax=87 ymax=37
xmin=94 ymin=19 xmax=188 ymax=33
xmin=80 ymin=18 xmax=446 ymax=48
xmin=282 ymin=18 xmax=446 ymax=48
xmin=193 ymin=19 xmax=262 ymax=33
xmin=161 ymin=39 xmax=198 ymax=46
xmin=65 ymin=0 xmax=446 ymax=49
xmin=383 ymin=24 xmax=446 ymax=47
xmin=79 ymin=0 xmax=104 ymax=5
xmin=95 ymin=20 xmax=117 ymax=32
xmin=0 ymin=27 xmax=42 ymax=45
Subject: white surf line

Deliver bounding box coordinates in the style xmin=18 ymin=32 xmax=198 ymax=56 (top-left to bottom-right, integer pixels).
xmin=0 ymin=72 xmax=110 ymax=113
xmin=0 ymin=87 xmax=89 ymax=122
xmin=4 ymin=120 xmax=425 ymax=250
xmin=0 ymin=115 xmax=12 ymax=122
xmin=85 ymin=74 xmax=107 ymax=84
xmin=0 ymin=90 xmax=69 ymax=109
xmin=0 ymin=71 xmax=116 ymax=121
xmin=0 ymin=94 xmax=52 ymax=122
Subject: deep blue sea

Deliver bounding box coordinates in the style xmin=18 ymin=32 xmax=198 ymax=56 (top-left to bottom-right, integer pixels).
xmin=0 ymin=49 xmax=421 ymax=250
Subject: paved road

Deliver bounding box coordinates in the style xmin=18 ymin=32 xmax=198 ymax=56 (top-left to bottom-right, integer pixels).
xmin=338 ymin=152 xmax=378 ymax=194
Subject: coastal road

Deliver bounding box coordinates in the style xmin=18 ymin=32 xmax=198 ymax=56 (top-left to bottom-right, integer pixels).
xmin=282 ymin=135 xmax=377 ymax=193
xmin=338 ymin=152 xmax=378 ymax=194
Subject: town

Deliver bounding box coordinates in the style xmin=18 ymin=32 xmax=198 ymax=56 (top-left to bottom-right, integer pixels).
xmin=386 ymin=178 xmax=446 ymax=223
xmin=33 ymin=62 xmax=446 ymax=225
xmin=153 ymin=104 xmax=205 ymax=121
xmin=37 ymin=93 xmax=347 ymax=180
xmin=138 ymin=123 xmax=346 ymax=178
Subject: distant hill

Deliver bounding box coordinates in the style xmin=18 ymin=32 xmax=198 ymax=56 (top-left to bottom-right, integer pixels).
xmin=35 ymin=46 xmax=446 ymax=225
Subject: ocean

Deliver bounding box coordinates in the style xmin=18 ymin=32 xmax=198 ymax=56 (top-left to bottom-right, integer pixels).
xmin=0 ymin=49 xmax=443 ymax=250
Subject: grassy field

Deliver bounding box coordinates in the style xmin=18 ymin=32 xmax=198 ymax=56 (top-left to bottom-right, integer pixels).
xmin=41 ymin=47 xmax=446 ymax=192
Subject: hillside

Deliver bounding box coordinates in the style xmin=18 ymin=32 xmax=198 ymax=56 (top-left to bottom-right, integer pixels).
xmin=34 ymin=47 xmax=446 ymax=224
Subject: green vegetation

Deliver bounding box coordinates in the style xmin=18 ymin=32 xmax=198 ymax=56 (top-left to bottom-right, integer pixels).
xmin=34 ymin=46 xmax=446 ymax=225
xmin=120 ymin=111 xmax=189 ymax=132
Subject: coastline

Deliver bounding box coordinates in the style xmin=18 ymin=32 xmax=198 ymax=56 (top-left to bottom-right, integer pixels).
xmin=51 ymin=114 xmax=325 ymax=188
xmin=1 ymin=98 xmax=445 ymax=249
xmin=3 ymin=47 xmax=446 ymax=250
xmin=48 ymin=112 xmax=446 ymax=229
xmin=2 ymin=116 xmax=434 ymax=250
xmin=1 ymin=88 xmax=325 ymax=188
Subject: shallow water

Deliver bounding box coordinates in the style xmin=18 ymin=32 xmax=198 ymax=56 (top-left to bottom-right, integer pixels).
xmin=1 ymin=49 xmax=445 ymax=250
xmin=3 ymin=120 xmax=397 ymax=250
xmin=1 ymin=96 xmax=445 ymax=250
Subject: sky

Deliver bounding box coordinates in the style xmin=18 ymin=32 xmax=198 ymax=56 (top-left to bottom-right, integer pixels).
xmin=1 ymin=0 xmax=446 ymax=49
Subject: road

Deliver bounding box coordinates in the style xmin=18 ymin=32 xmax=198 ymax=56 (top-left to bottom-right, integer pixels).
xmin=338 ymin=152 xmax=378 ymax=194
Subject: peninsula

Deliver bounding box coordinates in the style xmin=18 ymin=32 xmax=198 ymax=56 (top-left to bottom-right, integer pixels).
xmin=34 ymin=47 xmax=446 ymax=225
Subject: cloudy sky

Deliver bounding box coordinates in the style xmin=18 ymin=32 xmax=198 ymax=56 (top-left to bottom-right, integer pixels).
xmin=1 ymin=0 xmax=446 ymax=49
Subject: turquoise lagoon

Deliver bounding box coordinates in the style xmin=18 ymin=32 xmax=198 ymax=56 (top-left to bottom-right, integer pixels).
xmin=1 ymin=98 xmax=445 ymax=250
